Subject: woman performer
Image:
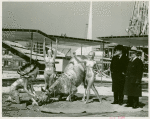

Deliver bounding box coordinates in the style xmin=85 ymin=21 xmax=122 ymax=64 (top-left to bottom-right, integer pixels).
xmin=6 ymin=61 xmax=39 ymax=105
xmin=42 ymin=38 xmax=58 ymax=92
xmin=73 ymin=51 xmax=101 ymax=104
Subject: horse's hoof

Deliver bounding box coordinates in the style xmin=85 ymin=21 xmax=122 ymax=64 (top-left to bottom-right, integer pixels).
xmin=15 ymin=97 xmax=21 ymax=104
xmin=6 ymin=96 xmax=14 ymax=102
xmin=82 ymin=99 xmax=85 ymax=102
xmin=6 ymin=99 xmax=12 ymax=102
xmin=99 ymin=99 xmax=102 ymax=103
xmin=66 ymin=99 xmax=72 ymax=102
xmin=66 ymin=99 xmax=69 ymax=101
xmin=32 ymin=102 xmax=38 ymax=106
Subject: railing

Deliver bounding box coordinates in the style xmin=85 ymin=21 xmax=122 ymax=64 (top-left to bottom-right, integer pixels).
xmin=98 ymin=61 xmax=148 ymax=78
xmin=2 ymin=58 xmax=148 ymax=79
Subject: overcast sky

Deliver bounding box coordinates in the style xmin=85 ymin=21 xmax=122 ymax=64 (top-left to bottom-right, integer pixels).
xmin=2 ymin=1 xmax=134 ymax=40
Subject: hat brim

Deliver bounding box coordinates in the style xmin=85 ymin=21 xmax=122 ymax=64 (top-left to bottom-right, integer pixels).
xmin=130 ymin=50 xmax=142 ymax=53
xmin=130 ymin=49 xmax=137 ymax=51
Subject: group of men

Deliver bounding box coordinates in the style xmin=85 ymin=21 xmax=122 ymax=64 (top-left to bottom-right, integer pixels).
xmin=110 ymin=45 xmax=143 ymax=109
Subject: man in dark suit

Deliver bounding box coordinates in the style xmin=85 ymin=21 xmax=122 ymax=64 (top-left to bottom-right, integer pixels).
xmin=124 ymin=46 xmax=143 ymax=109
xmin=110 ymin=45 xmax=129 ymax=105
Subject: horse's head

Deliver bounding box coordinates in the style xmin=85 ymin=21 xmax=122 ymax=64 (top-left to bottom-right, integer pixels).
xmin=38 ymin=88 xmax=54 ymax=106
xmin=64 ymin=55 xmax=87 ymax=72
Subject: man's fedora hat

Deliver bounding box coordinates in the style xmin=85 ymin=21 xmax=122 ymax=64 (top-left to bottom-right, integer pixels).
xmin=130 ymin=46 xmax=142 ymax=54
xmin=114 ymin=45 xmax=124 ymax=51
xmin=131 ymin=46 xmax=138 ymax=51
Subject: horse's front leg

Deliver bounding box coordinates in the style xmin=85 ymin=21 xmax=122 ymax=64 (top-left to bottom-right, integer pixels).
xmin=66 ymin=94 xmax=71 ymax=101
xmin=66 ymin=85 xmax=77 ymax=101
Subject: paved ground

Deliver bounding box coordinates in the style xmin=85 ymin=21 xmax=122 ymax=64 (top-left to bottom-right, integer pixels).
xmin=2 ymin=92 xmax=148 ymax=117
xmin=2 ymin=72 xmax=149 ymax=117
xmin=2 ymin=83 xmax=148 ymax=117
xmin=2 ymin=84 xmax=148 ymax=97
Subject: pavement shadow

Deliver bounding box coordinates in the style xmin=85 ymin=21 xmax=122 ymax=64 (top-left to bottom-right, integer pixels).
xmin=56 ymin=95 xmax=106 ymax=103
xmin=122 ymin=100 xmax=146 ymax=108
xmin=138 ymin=102 xmax=146 ymax=108
xmin=20 ymin=100 xmax=32 ymax=106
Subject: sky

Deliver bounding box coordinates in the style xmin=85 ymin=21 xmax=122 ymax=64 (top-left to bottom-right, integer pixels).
xmin=2 ymin=1 xmax=135 ymax=40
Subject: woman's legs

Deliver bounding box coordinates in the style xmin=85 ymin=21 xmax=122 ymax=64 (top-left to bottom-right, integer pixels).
xmin=85 ymin=75 xmax=95 ymax=104
xmin=44 ymin=70 xmax=56 ymax=90
xmin=6 ymin=78 xmax=23 ymax=103
xmin=44 ymin=71 xmax=50 ymax=90
xmin=82 ymin=79 xmax=87 ymax=101
xmin=49 ymin=73 xmax=56 ymax=87
xmin=92 ymin=84 xmax=101 ymax=103
xmin=82 ymin=88 xmax=87 ymax=101
xmin=48 ymin=73 xmax=56 ymax=97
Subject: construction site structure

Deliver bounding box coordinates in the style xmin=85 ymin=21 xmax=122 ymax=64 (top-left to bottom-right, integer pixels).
xmin=126 ymin=1 xmax=149 ymax=36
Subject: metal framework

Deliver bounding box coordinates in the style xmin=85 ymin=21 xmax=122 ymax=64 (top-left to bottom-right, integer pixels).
xmin=126 ymin=1 xmax=149 ymax=36
xmin=2 ymin=28 xmax=110 ymax=79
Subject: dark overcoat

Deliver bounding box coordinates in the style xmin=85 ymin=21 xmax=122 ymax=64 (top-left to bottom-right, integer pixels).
xmin=124 ymin=58 xmax=143 ymax=97
xmin=110 ymin=55 xmax=129 ymax=92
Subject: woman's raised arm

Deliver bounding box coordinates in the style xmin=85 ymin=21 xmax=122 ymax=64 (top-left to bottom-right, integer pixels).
xmin=43 ymin=38 xmax=46 ymax=62
xmin=53 ymin=38 xmax=58 ymax=60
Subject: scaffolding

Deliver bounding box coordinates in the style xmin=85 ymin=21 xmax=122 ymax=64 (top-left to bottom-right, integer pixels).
xmin=126 ymin=1 xmax=149 ymax=36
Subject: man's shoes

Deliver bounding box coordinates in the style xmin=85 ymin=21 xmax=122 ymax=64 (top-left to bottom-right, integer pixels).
xmin=118 ymin=100 xmax=124 ymax=105
xmin=125 ymin=104 xmax=132 ymax=107
xmin=111 ymin=101 xmax=118 ymax=104
xmin=119 ymin=102 xmax=123 ymax=105
xmin=132 ymin=105 xmax=139 ymax=109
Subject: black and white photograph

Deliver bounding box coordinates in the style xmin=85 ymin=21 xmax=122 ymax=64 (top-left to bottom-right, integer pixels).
xmin=1 ymin=0 xmax=149 ymax=117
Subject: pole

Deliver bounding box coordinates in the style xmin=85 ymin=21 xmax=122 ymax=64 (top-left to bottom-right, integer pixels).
xmin=108 ymin=47 xmax=109 ymax=57
xmin=112 ymin=47 xmax=114 ymax=56
xmin=30 ymin=32 xmax=33 ymax=63
xmin=101 ymin=41 xmax=104 ymax=84
xmin=142 ymin=45 xmax=144 ymax=61
xmin=81 ymin=44 xmax=82 ymax=56
xmin=51 ymin=40 xmax=52 ymax=51
xmin=84 ymin=24 xmax=88 ymax=39
xmin=82 ymin=24 xmax=88 ymax=56
xmin=36 ymin=42 xmax=38 ymax=60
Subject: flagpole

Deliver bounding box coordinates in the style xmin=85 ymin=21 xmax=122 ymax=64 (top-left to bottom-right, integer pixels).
xmin=87 ymin=1 xmax=92 ymax=40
